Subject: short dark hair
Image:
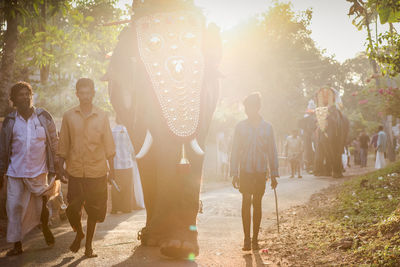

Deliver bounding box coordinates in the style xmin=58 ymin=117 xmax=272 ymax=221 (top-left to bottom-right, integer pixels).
xmin=76 ymin=78 xmax=95 ymax=92
xmin=243 ymin=92 xmax=261 ymax=109
xmin=9 ymin=81 xmax=33 ymax=106
xmin=378 ymin=125 xmax=384 ymax=131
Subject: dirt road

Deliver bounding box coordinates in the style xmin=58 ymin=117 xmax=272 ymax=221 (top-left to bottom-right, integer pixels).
xmin=0 ymin=169 xmax=365 ymax=267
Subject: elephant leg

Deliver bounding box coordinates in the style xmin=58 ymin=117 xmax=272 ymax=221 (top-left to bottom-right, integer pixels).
xmin=314 ymin=143 xmax=325 ymax=176
xmin=137 ymin=149 xmax=158 ymax=245
xmin=332 ymin=149 xmax=344 ymax=178
xmin=141 ymin=138 xmax=182 ymax=248
xmin=160 ymin=144 xmax=203 ymax=259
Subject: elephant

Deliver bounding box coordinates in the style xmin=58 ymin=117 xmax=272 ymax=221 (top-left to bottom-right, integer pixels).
xmin=298 ymin=112 xmax=317 ymax=173
xmin=313 ymin=105 xmax=349 ymax=178
xmin=104 ymin=1 xmax=221 ymax=259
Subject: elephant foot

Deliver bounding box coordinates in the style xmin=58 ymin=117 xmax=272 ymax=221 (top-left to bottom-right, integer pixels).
xmin=137 ymin=227 xmax=165 ymax=247
xmin=160 ymin=239 xmax=199 ymax=259
xmin=333 ymin=173 xmax=344 ymax=178
xmin=147 ymin=237 xmax=164 ymax=247
xmin=323 ymin=171 xmax=331 ymax=177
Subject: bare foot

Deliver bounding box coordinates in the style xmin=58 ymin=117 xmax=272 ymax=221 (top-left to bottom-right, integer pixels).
xmin=6 ymin=247 xmax=23 ymax=257
xmin=84 ymin=247 xmax=98 ymax=258
xmin=70 ymin=232 xmax=85 ymax=253
xmin=42 ymin=226 xmax=55 ymax=246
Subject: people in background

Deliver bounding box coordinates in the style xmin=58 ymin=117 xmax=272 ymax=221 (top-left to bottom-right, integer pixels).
xmin=111 ymin=118 xmax=136 ymax=214
xmin=375 ymin=125 xmax=387 ymax=169
xmin=359 ymin=131 xmax=370 ymax=168
xmin=285 ymin=129 xmax=303 ymax=178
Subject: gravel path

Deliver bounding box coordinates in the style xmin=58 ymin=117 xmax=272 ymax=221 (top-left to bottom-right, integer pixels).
xmin=0 ymin=167 xmax=371 ymax=266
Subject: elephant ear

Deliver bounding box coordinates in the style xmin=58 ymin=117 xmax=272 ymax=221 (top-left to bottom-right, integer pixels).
xmin=105 ymin=26 xmax=150 ymax=148
xmin=105 ymin=27 xmax=136 ymax=125
xmin=199 ymin=22 xmax=222 ymax=138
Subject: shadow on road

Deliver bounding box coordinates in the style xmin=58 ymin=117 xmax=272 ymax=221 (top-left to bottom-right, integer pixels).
xmin=113 ymin=244 xmax=199 ymax=267
xmin=0 ymin=210 xmax=143 ymax=266
xmin=52 ymin=256 xmax=89 ymax=267
xmin=243 ymin=251 xmax=265 ymax=267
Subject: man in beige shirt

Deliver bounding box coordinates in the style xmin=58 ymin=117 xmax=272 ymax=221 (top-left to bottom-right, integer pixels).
xmin=57 ymin=78 xmax=115 ymax=257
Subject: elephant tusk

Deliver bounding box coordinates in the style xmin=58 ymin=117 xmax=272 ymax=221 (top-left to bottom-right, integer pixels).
xmin=190 ymin=138 xmax=205 ymax=155
xmin=136 ymin=130 xmax=153 ymax=159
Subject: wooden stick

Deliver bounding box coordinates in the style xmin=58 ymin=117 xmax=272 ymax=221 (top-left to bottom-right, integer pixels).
xmin=274 ymin=188 xmax=280 ymax=234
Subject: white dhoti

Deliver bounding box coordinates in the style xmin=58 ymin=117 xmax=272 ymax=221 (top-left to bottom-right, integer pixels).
xmin=132 ymin=160 xmax=145 ymax=209
xmin=6 ymin=173 xmax=58 ymax=243
xmin=375 ymin=151 xmax=386 ymax=169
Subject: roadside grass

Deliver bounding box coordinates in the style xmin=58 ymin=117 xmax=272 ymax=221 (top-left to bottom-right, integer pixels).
xmin=261 ymin=162 xmax=400 ymax=266
xmin=323 ymin=161 xmax=400 ymax=265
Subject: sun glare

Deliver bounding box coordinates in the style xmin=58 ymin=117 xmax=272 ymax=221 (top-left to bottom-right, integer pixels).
xmin=116 ymin=0 xmax=269 ymax=31
xmin=195 ymin=0 xmax=269 ymax=30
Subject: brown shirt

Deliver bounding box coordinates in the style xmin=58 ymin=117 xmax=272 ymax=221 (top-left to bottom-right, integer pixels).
xmin=57 ymin=105 xmax=115 ymax=178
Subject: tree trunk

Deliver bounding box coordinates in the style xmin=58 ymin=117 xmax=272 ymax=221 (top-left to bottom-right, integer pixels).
xmin=40 ymin=0 xmax=50 ymax=84
xmin=0 ymin=0 xmax=19 ymax=117
xmin=365 ymin=11 xmax=380 ymax=89
xmin=0 ymin=0 xmax=19 ymax=219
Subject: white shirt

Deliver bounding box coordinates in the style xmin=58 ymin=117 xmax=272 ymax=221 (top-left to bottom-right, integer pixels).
xmin=112 ymin=125 xmax=135 ymax=170
xmin=6 ymin=111 xmax=48 ymax=178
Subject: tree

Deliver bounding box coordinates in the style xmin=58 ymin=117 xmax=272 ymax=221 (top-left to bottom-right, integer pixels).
xmin=7 ymin=0 xmax=123 ymax=116
xmin=220 ymin=2 xmax=346 ymax=137
xmin=347 ymin=0 xmax=400 ymax=122
xmin=0 ymin=0 xmax=20 ymax=116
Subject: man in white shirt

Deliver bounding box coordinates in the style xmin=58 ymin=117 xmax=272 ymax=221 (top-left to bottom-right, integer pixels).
xmin=0 ymin=82 xmax=59 ymax=256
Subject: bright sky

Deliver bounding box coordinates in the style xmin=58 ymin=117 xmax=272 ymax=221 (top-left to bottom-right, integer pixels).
xmin=117 ymin=0 xmax=386 ymax=62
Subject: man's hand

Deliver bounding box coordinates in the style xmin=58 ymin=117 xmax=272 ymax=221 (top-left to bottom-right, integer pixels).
xmin=232 ymin=176 xmax=239 ymax=189
xmin=57 ymin=158 xmax=68 ymax=184
xmin=271 ymin=176 xmax=278 ymax=189
xmin=56 ymin=170 xmax=68 ymax=184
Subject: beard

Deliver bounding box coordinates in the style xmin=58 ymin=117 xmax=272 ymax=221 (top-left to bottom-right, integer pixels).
xmin=17 ymin=99 xmax=32 ymax=111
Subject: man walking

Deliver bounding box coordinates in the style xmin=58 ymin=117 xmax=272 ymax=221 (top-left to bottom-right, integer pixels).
xmin=375 ymin=126 xmax=387 ymax=169
xmin=111 ymin=118 xmax=136 ymax=213
xmin=0 ymin=82 xmax=59 ymax=256
xmin=359 ymin=131 xmax=370 ymax=168
xmin=285 ymin=129 xmax=303 ymax=178
xmin=58 ymin=78 xmax=115 ymax=257
xmin=230 ymin=92 xmax=279 ymax=251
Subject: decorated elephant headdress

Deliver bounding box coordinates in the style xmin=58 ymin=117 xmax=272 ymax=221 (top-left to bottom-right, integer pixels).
xmin=314 ymin=88 xmax=343 ymax=132
xmin=106 ymin=0 xmax=220 ymax=166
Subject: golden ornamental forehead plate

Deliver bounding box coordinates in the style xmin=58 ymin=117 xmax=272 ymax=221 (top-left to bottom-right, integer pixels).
xmin=136 ymin=11 xmax=205 ymax=138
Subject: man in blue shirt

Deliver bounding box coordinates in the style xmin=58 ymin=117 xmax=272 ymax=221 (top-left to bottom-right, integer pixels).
xmin=230 ymin=92 xmax=279 ymax=251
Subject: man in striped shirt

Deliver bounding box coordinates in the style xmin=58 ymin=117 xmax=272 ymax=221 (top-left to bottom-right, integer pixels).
xmin=111 ymin=119 xmax=136 ymax=213
xmin=230 ymin=92 xmax=279 ymax=251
